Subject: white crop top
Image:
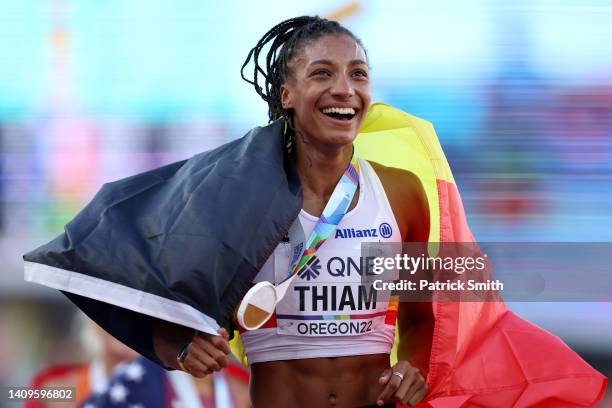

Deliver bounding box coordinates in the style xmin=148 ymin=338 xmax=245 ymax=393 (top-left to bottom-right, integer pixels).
xmin=240 ymin=158 xmax=402 ymax=363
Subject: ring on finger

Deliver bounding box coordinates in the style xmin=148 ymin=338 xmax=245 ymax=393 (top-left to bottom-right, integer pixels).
xmin=392 ymin=371 xmax=404 ymax=380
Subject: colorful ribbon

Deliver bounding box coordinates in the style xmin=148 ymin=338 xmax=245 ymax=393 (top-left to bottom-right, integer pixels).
xmin=283 ymin=154 xmax=360 ymax=282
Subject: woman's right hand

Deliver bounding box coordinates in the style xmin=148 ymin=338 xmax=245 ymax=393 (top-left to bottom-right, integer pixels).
xmin=152 ymin=319 xmax=231 ymax=377
xmin=180 ymin=328 xmax=231 ymax=377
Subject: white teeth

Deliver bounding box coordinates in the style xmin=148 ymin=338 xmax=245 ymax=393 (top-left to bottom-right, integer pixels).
xmin=322 ymin=107 xmax=355 ymax=115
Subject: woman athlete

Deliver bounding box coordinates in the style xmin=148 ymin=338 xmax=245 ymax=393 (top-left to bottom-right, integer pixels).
xmin=153 ymin=16 xmax=433 ymax=407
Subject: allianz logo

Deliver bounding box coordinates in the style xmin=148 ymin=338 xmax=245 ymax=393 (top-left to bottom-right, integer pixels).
xmin=334 ymin=223 xmax=393 ymax=239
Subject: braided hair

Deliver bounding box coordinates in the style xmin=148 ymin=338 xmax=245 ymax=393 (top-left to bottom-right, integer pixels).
xmin=241 ymin=16 xmax=366 ymax=125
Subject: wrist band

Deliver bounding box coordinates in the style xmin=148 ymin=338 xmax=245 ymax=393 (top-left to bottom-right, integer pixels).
xmin=176 ymin=330 xmax=198 ymax=372
xmin=176 ymin=340 xmax=190 ymax=372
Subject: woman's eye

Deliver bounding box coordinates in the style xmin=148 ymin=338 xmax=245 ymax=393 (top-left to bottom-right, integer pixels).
xmin=313 ymin=70 xmax=331 ymax=76
xmin=352 ymin=70 xmax=368 ymax=78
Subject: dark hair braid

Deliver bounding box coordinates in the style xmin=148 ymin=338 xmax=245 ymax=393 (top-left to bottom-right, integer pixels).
xmin=241 ymin=16 xmax=365 ymax=123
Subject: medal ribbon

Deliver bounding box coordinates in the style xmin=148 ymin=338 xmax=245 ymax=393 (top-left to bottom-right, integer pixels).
xmin=282 ymin=154 xmax=360 ymax=282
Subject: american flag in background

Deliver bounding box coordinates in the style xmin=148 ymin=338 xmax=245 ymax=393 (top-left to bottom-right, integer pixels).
xmin=80 ymin=357 xmax=240 ymax=408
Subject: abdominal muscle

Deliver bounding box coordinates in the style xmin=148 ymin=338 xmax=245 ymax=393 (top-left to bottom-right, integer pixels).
xmin=249 ymin=353 xmax=389 ymax=408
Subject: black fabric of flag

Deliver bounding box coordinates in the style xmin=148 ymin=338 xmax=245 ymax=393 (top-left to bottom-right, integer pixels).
xmin=24 ymin=120 xmax=302 ymax=365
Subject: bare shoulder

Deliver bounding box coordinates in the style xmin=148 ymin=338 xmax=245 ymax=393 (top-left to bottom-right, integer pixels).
xmin=367 ymin=161 xmax=423 ymax=193
xmin=366 ymin=160 xmax=430 ymax=242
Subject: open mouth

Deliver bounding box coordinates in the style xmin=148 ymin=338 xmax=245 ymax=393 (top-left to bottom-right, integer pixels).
xmin=321 ymin=107 xmax=357 ymax=121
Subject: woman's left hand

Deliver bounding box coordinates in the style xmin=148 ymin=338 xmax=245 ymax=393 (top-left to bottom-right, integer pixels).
xmin=377 ymin=360 xmax=428 ymax=406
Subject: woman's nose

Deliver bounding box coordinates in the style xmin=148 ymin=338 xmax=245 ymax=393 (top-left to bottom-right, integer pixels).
xmin=330 ymin=75 xmax=354 ymax=98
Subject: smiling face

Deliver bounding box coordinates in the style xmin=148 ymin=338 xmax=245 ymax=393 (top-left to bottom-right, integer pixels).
xmin=280 ymin=34 xmax=371 ymax=151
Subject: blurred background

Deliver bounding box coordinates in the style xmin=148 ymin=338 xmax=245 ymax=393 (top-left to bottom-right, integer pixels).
xmin=0 ymin=0 xmax=610 ymax=406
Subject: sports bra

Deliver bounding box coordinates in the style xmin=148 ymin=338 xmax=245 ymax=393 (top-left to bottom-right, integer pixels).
xmin=240 ymin=158 xmax=402 ymax=363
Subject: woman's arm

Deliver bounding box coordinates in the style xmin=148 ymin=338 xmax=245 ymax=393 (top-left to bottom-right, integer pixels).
xmin=397 ymin=170 xmax=433 ymax=375
xmin=397 ymin=301 xmax=434 ymax=376
xmin=152 ymin=318 xmax=230 ymax=377
xmin=371 ymin=161 xmax=433 ymax=405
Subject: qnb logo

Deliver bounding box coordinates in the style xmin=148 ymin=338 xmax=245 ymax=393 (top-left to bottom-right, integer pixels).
xmin=379 ymin=222 xmax=393 ymax=239
xmin=298 ymin=256 xmax=321 ymax=281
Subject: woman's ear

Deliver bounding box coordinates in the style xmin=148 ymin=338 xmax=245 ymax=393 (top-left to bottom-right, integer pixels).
xmin=280 ymin=84 xmax=292 ymax=110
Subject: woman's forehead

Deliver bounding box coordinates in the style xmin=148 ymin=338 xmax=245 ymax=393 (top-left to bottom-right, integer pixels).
xmin=293 ymin=34 xmax=367 ymax=68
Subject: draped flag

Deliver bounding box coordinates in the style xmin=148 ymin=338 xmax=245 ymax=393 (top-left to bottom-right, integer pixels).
xmin=354 ymin=103 xmax=607 ymax=407
xmin=24 ymin=103 xmax=606 ymax=406
xmin=24 ymin=119 xmax=304 ymax=366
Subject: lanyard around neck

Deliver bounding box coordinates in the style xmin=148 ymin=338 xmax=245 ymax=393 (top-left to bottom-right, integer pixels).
xmin=282 ymin=154 xmax=360 ymax=283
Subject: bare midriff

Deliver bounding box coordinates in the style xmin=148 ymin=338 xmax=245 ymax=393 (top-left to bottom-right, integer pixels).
xmin=250 ymin=353 xmax=390 ymax=408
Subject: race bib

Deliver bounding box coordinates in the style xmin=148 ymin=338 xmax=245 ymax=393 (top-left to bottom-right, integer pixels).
xmin=274 ymin=240 xmax=396 ymax=337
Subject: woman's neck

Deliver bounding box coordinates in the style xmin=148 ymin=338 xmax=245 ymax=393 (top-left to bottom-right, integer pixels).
xmin=293 ymin=142 xmax=353 ymax=201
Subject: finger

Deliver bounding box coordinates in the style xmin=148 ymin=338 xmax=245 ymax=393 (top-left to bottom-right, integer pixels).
xmin=379 ymin=368 xmax=392 ymax=385
xmin=189 ymin=333 xmax=229 ymax=369
xmin=394 ymin=369 xmax=419 ymax=404
xmin=187 ymin=343 xmax=222 ymax=372
xmin=183 ymin=349 xmax=212 ymax=377
xmin=198 ymin=339 xmax=229 ymax=369
xmin=408 ymin=382 xmax=429 ymax=407
xmin=197 ymin=350 xmax=222 ymax=372
xmin=188 ymin=364 xmax=210 ymax=378
xmin=204 ymin=342 xmax=229 ymax=369
xmin=218 ymin=327 xmax=229 ymax=340
xmin=209 ymin=333 xmax=231 ymax=354
xmin=193 ymin=332 xmax=230 ymax=355
xmin=377 ymin=370 xmax=403 ymax=404
xmin=405 ymin=373 xmax=425 ymax=395
xmin=191 ymin=363 xmax=214 ymax=378
xmin=398 ymin=378 xmax=425 ymax=405
xmin=378 ymin=359 xmax=409 ymax=385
